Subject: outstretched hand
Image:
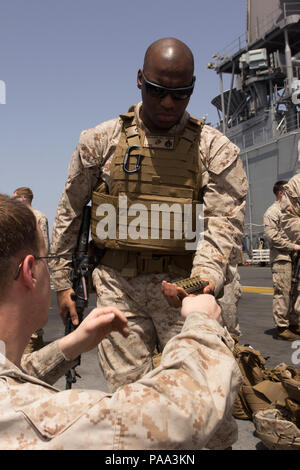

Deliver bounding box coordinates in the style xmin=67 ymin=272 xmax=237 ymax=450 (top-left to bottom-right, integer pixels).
xmin=161 ymin=280 xmax=188 ymax=307
xmin=58 ymin=306 xmax=129 ymax=361
xmin=181 ymin=294 xmax=222 ymax=323
xmin=161 ymin=279 xmax=215 ymax=308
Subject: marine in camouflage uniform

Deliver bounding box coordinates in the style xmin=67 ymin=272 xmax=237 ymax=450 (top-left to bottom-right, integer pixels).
xmin=0 ymin=193 xmax=243 ymax=450
xmin=32 ymin=208 xmax=50 ymax=253
xmin=0 ymin=311 xmax=242 ymax=450
xmin=29 ymin=208 xmax=50 ymax=349
xmin=280 ymin=173 xmax=300 ymax=336
xmin=51 ymin=39 xmax=248 ymax=398
xmin=264 ymin=180 xmax=300 ymax=340
xmin=13 ymin=187 xmax=50 ymax=352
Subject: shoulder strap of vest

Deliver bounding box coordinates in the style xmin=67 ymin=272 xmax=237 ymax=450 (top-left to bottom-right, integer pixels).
xmin=189 ymin=116 xmax=205 ymax=128
xmin=119 ymin=111 xmax=141 ymax=147
xmin=119 ymin=111 xmax=205 ymax=149
xmin=177 ymin=116 xmax=204 ymax=151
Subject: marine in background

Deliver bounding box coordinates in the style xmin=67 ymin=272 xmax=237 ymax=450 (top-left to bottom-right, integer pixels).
xmin=264 ymin=180 xmax=300 ymax=340
xmin=280 ymin=173 xmax=300 ymax=336
xmin=13 ymin=186 xmax=50 ymax=351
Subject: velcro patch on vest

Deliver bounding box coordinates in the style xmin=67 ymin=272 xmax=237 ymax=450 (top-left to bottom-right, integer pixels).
xmin=143 ymin=135 xmax=175 ymax=149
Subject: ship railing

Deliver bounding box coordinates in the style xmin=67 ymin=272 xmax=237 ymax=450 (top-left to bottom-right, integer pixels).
xmin=276 ymin=113 xmax=300 ymax=135
xmin=277 ymin=116 xmax=287 ymax=135
xmin=214 ymin=2 xmax=300 ymax=67
xmin=282 ymin=3 xmax=300 ymax=17
xmin=250 ymin=249 xmax=270 ymax=265
xmin=214 ymin=33 xmax=247 ymax=64
xmin=224 ymin=113 xmax=300 ymax=150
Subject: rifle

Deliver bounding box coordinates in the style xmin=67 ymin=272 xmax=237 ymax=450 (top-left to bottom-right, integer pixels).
xmin=289 ymin=251 xmax=300 ymax=315
xmin=65 ymin=205 xmax=93 ymax=390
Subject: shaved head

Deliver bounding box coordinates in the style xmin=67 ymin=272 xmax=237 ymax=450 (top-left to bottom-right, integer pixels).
xmin=137 ymin=37 xmax=196 ymax=131
xmin=143 ymin=38 xmax=194 ymax=78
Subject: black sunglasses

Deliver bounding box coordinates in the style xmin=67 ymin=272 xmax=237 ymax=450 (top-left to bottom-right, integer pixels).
xmin=142 ymin=72 xmax=195 ymax=101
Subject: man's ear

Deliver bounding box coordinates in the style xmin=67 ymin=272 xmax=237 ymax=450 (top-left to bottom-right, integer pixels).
xmin=137 ymin=69 xmax=142 ymax=90
xmin=21 ymin=255 xmax=36 ymax=289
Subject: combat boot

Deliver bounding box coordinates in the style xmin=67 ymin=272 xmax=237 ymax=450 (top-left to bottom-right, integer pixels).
xmin=276 ymin=327 xmax=300 ymax=341
xmin=289 ymin=325 xmax=300 ymax=336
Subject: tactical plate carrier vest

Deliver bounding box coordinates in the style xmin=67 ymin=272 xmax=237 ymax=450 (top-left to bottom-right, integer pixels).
xmin=91 ymin=111 xmax=204 ymax=259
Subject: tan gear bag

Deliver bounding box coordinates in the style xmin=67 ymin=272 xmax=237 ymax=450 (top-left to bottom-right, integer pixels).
xmin=232 ymin=341 xmax=300 ymax=419
xmin=254 ymin=408 xmax=300 ymax=450
xmin=232 ymin=343 xmax=267 ymax=419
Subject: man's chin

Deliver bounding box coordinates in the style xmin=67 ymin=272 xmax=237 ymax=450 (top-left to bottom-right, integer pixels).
xmin=154 ymin=117 xmax=178 ymax=130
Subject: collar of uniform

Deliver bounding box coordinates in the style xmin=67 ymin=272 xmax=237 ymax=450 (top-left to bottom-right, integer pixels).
xmin=134 ymin=101 xmax=190 ymax=135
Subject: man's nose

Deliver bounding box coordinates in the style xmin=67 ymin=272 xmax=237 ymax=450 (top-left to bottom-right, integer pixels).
xmin=160 ymin=93 xmax=176 ymax=108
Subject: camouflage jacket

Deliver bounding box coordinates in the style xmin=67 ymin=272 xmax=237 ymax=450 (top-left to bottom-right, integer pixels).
xmin=280 ymin=174 xmax=300 ymax=244
xmin=51 ymin=103 xmax=248 ymax=295
xmin=263 ymin=201 xmax=297 ymax=264
xmin=32 ymin=208 xmax=50 ymax=253
xmin=0 ymin=313 xmax=241 ymax=450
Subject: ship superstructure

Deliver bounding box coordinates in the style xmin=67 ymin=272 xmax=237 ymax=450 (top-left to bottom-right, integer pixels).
xmin=208 ymin=0 xmax=300 ymax=254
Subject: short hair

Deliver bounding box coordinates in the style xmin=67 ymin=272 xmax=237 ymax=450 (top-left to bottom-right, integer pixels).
xmin=0 ymin=194 xmax=39 ymax=294
xmin=13 ymin=187 xmax=34 ymax=203
xmin=273 ymin=180 xmax=288 ymax=196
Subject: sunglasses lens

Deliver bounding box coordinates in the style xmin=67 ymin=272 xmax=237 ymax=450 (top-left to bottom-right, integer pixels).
xmin=143 ymin=75 xmax=193 ymax=101
xmin=172 ymin=90 xmax=193 ymax=100
xmin=145 ymin=82 xmax=166 ymax=99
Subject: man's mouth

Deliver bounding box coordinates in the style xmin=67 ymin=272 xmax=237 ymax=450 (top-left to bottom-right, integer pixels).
xmin=157 ymin=113 xmax=177 ymax=122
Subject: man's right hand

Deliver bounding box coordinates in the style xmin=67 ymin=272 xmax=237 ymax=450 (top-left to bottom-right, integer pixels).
xmin=57 ymin=288 xmax=79 ymax=326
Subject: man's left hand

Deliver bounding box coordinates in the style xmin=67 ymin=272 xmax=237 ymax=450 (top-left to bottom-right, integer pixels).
xmin=161 ymin=279 xmax=215 ymax=308
xmin=58 ymin=307 xmax=129 ymax=361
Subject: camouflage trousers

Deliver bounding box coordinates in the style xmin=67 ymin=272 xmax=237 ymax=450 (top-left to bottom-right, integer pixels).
xmin=92 ymin=265 xmax=185 ymax=393
xmin=92 ymin=265 xmax=239 ymax=449
xmin=271 ymin=260 xmax=298 ymax=328
xmin=218 ymin=267 xmax=242 ymax=336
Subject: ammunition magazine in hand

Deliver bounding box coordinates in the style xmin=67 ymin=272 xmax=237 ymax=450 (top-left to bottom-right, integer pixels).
xmin=174 ymin=276 xmax=209 ymax=296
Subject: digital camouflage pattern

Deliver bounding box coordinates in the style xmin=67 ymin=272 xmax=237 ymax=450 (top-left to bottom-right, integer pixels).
xmin=0 ymin=313 xmax=242 ymax=450
xmin=33 ymin=208 xmax=50 ymax=253
xmin=264 ymin=201 xmax=299 ymax=328
xmin=51 ymin=103 xmax=248 ymax=296
xmin=281 ymin=174 xmax=300 ymax=244
xmin=264 ymin=201 xmax=296 ymax=264
xmin=50 ymin=103 xmax=248 ymax=419
xmin=30 ymin=208 xmax=50 ymax=343
xmin=218 ymin=265 xmax=242 ymax=336
xmin=92 ymin=265 xmax=186 ymax=391
xmin=280 ymin=174 xmax=300 ymax=319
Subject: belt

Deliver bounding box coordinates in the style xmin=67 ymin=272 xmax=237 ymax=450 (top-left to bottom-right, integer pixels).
xmin=100 ymin=249 xmax=193 ymax=277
